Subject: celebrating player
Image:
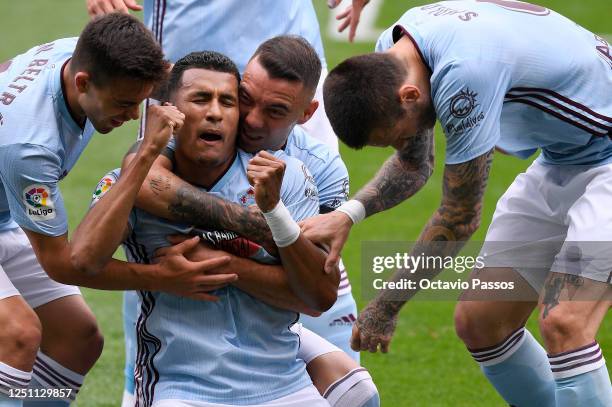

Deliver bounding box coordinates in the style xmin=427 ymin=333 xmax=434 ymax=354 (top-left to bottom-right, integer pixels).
xmin=300 ymin=1 xmax=612 ymax=406
xmin=93 ymin=50 xmax=340 ymax=407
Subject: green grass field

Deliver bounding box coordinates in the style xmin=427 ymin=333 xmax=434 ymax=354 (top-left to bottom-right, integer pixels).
xmin=1 ymin=1 xmax=610 ymax=405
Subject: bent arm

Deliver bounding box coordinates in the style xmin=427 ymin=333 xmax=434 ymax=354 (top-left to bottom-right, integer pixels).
xmin=25 ymin=230 xmax=159 ymax=290
xmin=70 ymin=145 xmax=161 ymax=274
xmin=123 ymin=149 xmax=278 ymax=255
xmin=354 ymin=127 xmax=435 ymax=218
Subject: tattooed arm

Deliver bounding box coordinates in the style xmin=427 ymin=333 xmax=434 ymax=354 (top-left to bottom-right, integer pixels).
xmin=351 ymin=148 xmax=494 ymax=353
xmin=356 ymin=127 xmax=435 ymax=216
xmin=122 ymin=144 xmax=277 ymax=255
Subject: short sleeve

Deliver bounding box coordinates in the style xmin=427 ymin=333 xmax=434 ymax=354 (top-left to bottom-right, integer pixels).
xmin=90 ymin=168 xmax=136 ymax=231
xmin=315 ymin=154 xmax=349 ymax=213
xmin=276 ymin=153 xmax=319 ymax=222
xmin=434 ymin=60 xmax=509 ymax=164
xmin=0 ymin=144 xmax=67 ymax=236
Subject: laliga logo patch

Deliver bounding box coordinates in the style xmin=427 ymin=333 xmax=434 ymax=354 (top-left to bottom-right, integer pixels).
xmin=91 ymin=175 xmax=117 ymax=205
xmin=450 ymin=88 xmax=478 ymax=119
xmin=23 ymin=184 xmax=55 ymax=221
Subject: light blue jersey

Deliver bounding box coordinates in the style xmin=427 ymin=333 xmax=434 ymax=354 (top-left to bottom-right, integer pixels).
xmin=143 ymin=0 xmax=326 ymax=72
xmin=102 ymin=150 xmax=319 ymax=405
xmin=376 ymin=1 xmax=612 ymax=165
xmin=285 ymin=126 xmax=353 ymax=296
xmin=0 ymin=38 xmax=95 ymax=236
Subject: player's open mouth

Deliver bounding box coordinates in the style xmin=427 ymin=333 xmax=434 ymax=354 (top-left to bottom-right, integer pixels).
xmin=199 ymin=131 xmax=223 ymax=142
xmin=111 ymin=119 xmax=124 ymax=127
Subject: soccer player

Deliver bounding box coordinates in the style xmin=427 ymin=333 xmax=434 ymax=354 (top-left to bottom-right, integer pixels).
xmin=116 ymin=38 xmax=379 ymax=407
xmin=300 ymin=1 xmax=612 ymax=406
xmin=0 ymin=13 xmax=230 ymax=406
xmin=94 ymin=50 xmax=337 ymax=407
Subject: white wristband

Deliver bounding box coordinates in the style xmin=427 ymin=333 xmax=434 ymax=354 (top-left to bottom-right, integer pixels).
xmin=262 ymin=201 xmax=301 ymax=248
xmin=336 ymin=199 xmax=366 ymax=224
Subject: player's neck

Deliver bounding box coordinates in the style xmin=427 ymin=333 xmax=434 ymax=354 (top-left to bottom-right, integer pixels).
xmin=389 ymin=36 xmax=431 ymax=97
xmin=174 ymin=151 xmax=236 ymax=190
xmin=61 ymin=60 xmax=87 ymax=127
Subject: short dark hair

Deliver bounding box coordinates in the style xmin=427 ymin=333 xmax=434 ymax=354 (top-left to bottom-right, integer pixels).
xmin=251 ymin=35 xmax=321 ymax=98
xmin=324 ymin=53 xmax=407 ymax=149
xmin=71 ymin=13 xmax=166 ymax=86
xmin=164 ymin=51 xmax=240 ymax=100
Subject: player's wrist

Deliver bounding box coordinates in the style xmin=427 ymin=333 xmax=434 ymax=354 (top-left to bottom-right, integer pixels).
xmin=262 ymin=200 xmax=300 ymax=248
xmin=337 ymin=199 xmax=366 ymax=224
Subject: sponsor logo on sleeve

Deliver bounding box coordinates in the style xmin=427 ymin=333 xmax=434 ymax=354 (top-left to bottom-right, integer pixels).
xmin=91 ymin=174 xmax=118 ymax=205
xmin=23 ymin=184 xmax=55 ymax=221
xmin=447 ymin=87 xmax=486 ymax=135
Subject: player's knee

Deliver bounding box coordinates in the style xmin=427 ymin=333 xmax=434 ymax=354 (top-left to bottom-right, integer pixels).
xmin=72 ymin=316 xmax=104 ymax=369
xmin=454 ymin=301 xmax=488 ymax=344
xmin=0 ymin=311 xmax=42 ymax=359
xmin=539 ymin=308 xmax=583 ymax=350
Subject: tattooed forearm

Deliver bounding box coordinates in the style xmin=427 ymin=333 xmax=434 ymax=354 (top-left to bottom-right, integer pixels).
xmin=375 ymin=149 xmax=494 ymax=309
xmin=354 ymin=127 xmax=435 ymax=217
xmin=168 ymin=184 xmax=277 ymax=254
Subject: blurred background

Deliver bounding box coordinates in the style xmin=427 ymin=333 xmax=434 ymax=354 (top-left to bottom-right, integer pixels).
xmin=1 ymin=1 xmax=610 ymax=405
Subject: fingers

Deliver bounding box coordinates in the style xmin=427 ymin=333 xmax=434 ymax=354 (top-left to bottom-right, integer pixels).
xmin=349 ymin=8 xmax=362 ymax=42
xmin=194 ymin=255 xmax=232 ymax=272
xmin=170 ymin=235 xmax=201 ymax=254
xmin=195 ymin=272 xmax=237 ymax=285
xmin=324 ymin=243 xmax=341 ymax=274
xmin=111 ymin=0 xmax=129 ymax=13
xmin=165 ymin=234 xmax=191 ymax=245
xmin=124 ymin=0 xmax=143 ymax=11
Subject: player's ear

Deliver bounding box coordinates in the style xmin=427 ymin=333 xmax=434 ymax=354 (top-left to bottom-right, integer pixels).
xmin=74 ymin=72 xmax=91 ymax=94
xmin=297 ymin=99 xmax=319 ymax=125
xmin=398 ymin=84 xmax=420 ymax=104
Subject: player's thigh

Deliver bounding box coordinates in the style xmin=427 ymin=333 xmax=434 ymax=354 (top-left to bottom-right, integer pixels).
xmin=538 ymin=272 xmax=611 ymax=353
xmin=455 ymin=267 xmax=538 ymax=346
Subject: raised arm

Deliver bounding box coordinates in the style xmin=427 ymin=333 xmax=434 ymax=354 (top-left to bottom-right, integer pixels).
xmin=122 ymin=148 xmax=278 ymax=255
xmin=70 ymin=105 xmax=184 ymax=274
xmin=86 ymin=0 xmax=142 ymax=18
xmin=248 ymin=151 xmax=339 ymax=312
xmin=352 ymin=148 xmax=494 ymax=353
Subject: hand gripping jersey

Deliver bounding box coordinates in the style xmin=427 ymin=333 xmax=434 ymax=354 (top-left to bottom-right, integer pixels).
xmin=0 ymin=38 xmax=95 ymax=235
xmin=143 ymin=0 xmax=326 ymax=72
xmin=376 ymin=1 xmax=612 ymax=165
xmin=102 ymin=150 xmax=320 ymax=406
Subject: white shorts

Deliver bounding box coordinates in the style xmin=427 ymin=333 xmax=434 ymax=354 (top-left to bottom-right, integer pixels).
xmin=0 ymin=228 xmax=80 ymax=308
xmin=151 ymin=385 xmax=329 ymax=407
xmin=481 ymin=160 xmax=612 ymax=291
xmin=298 ymin=69 xmax=340 ymax=153
xmin=290 ymin=323 xmax=342 ymax=364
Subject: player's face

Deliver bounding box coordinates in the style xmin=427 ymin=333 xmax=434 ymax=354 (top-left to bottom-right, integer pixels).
xmin=172 ymin=68 xmax=239 ymax=167
xmin=80 ymin=77 xmax=153 ymax=134
xmin=238 ymin=57 xmax=312 ymax=153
